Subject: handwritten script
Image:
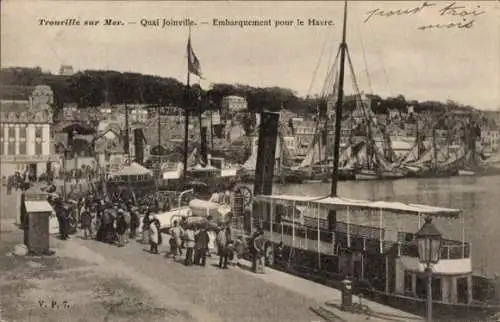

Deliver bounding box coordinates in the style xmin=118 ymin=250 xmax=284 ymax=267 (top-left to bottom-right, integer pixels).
xmin=364 ymin=1 xmax=487 ymax=30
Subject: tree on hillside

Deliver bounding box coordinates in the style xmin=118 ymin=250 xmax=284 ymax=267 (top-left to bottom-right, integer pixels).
xmin=0 ymin=67 xmax=485 ymax=121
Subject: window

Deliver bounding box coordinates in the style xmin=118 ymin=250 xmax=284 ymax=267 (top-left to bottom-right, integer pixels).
xmin=19 ymin=126 xmax=26 ymax=139
xmin=18 ymin=141 xmax=26 ymax=155
xmin=404 ymin=272 xmax=413 ymax=293
xmin=8 ymin=141 xmax=15 ymax=155
xmin=0 ymin=143 xmax=3 ymax=155
xmin=432 ymin=277 xmax=442 ymax=301
xmin=35 ymin=141 xmax=42 ymax=155
xmin=0 ymin=125 xmax=3 ymax=139
xmin=8 ymin=126 xmax=15 ymax=139
xmin=35 ymin=127 xmax=42 ymax=138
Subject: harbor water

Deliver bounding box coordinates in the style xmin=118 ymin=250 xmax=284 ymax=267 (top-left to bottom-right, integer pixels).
xmin=261 ymin=175 xmax=500 ymax=278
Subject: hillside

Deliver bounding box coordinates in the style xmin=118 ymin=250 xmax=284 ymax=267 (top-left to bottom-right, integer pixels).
xmin=0 ymin=67 xmax=480 ymax=118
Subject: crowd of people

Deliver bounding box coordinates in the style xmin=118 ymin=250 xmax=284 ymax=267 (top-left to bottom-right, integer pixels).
xmin=4 ymin=171 xmax=35 ymax=193
xmin=49 ymin=192 xmax=272 ymax=273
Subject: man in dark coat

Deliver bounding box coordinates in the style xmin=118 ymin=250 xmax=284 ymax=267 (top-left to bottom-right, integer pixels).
xmin=154 ymin=217 xmax=162 ymax=247
xmin=80 ymin=206 xmax=93 ymax=239
xmin=60 ymin=205 xmax=70 ymax=240
xmin=122 ymin=205 xmax=131 ymax=243
xmin=129 ymin=207 xmax=140 ymax=240
xmin=100 ymin=209 xmax=113 ymax=244
xmin=116 ymin=210 xmax=128 ymax=247
xmin=194 ymin=224 xmax=209 ymax=266
xmin=56 ymin=203 xmax=64 ymax=239
xmin=162 ymin=198 xmax=171 ymax=212
xmin=96 ymin=210 xmax=106 ymax=242
xmin=216 ymin=225 xmax=232 ymax=269
xmin=253 ymin=229 xmax=266 ymax=273
xmin=6 ymin=176 xmax=12 ymax=195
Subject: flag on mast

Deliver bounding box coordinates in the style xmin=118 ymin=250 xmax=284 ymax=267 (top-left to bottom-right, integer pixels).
xmin=187 ymin=34 xmax=203 ymax=78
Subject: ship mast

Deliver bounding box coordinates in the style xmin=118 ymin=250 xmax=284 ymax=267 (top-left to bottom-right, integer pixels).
xmin=330 ymin=0 xmax=348 ymax=197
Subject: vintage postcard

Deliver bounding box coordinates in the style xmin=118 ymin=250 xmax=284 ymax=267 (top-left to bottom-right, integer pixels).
xmin=0 ymin=1 xmax=499 ymax=321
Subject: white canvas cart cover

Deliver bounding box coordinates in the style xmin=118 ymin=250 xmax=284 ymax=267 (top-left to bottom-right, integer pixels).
xmin=109 ymin=162 xmax=153 ymax=177
xmin=189 ymin=199 xmax=231 ymax=222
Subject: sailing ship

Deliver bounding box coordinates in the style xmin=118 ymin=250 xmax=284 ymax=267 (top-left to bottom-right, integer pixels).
xmin=293 ymin=27 xmax=402 ymax=182
xmin=232 ymin=1 xmax=500 ymax=319
xmin=397 ymin=112 xmax=494 ymax=179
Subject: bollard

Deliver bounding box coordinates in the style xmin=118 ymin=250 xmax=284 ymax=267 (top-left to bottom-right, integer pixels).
xmin=340 ymin=278 xmax=353 ymax=311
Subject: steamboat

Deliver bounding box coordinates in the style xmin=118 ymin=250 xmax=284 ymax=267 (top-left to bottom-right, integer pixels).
xmin=231 ymin=1 xmax=500 ymax=320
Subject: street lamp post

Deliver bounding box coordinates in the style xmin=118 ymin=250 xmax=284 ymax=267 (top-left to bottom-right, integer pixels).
xmin=415 ymin=216 xmax=443 ymax=322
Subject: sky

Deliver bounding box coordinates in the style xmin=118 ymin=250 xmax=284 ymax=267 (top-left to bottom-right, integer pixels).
xmin=1 ymin=0 xmax=499 ymax=110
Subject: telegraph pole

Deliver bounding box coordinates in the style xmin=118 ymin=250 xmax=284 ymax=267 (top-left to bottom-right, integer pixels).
xmin=124 ymin=104 xmax=130 ymax=165
xmin=157 ymin=104 xmax=162 ymax=152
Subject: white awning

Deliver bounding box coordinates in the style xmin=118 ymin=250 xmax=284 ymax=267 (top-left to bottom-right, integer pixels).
xmin=253 ymin=194 xmax=461 ymax=218
xmin=314 ymin=197 xmax=460 ymax=217
xmin=254 ymin=194 xmax=325 ymax=203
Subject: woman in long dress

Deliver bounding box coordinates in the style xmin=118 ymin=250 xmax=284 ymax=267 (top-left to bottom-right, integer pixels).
xmin=149 ymin=216 xmax=160 ymax=254
xmin=142 ymin=212 xmax=151 ymax=244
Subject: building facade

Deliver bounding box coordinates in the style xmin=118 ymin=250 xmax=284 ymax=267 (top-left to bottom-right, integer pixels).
xmin=94 ymin=122 xmax=150 ymax=171
xmin=481 ymin=129 xmax=499 ymax=152
xmin=0 ymin=85 xmax=58 ymax=177
xmin=221 ymin=95 xmax=248 ymax=113
xmin=59 ymin=65 xmax=74 ymax=76
xmin=93 ymin=126 xmax=125 ymax=172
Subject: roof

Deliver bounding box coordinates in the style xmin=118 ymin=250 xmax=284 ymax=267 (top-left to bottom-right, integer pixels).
xmin=24 ymin=200 xmax=55 ymax=214
xmin=254 ymin=194 xmax=461 ymax=218
xmin=110 ymin=162 xmax=153 ymax=176
xmin=0 ymin=100 xmax=30 ymax=113
xmin=56 ymin=122 xmax=96 ymax=135
xmin=223 ymin=95 xmax=246 ymax=100
xmin=0 ymin=85 xmax=35 ymax=100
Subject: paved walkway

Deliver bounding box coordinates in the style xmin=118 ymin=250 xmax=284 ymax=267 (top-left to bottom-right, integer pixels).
xmin=75 ymin=231 xmax=423 ymax=322
xmin=77 ymin=235 xmax=324 ymax=322
xmin=1 ymin=188 xmax=425 ymax=322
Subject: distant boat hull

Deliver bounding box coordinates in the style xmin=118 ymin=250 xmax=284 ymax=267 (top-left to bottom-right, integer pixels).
xmin=235 ymin=169 xmax=304 ymax=184
xmin=458 ymin=169 xmax=476 ymax=176
xmin=292 ymin=166 xmax=356 ymax=183
xmin=303 ymin=179 xmax=323 ymax=184
xmin=400 ymin=165 xmax=459 ymax=179
xmin=355 ymin=170 xmax=379 ymax=180
xmin=379 ymin=170 xmax=406 ymax=180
